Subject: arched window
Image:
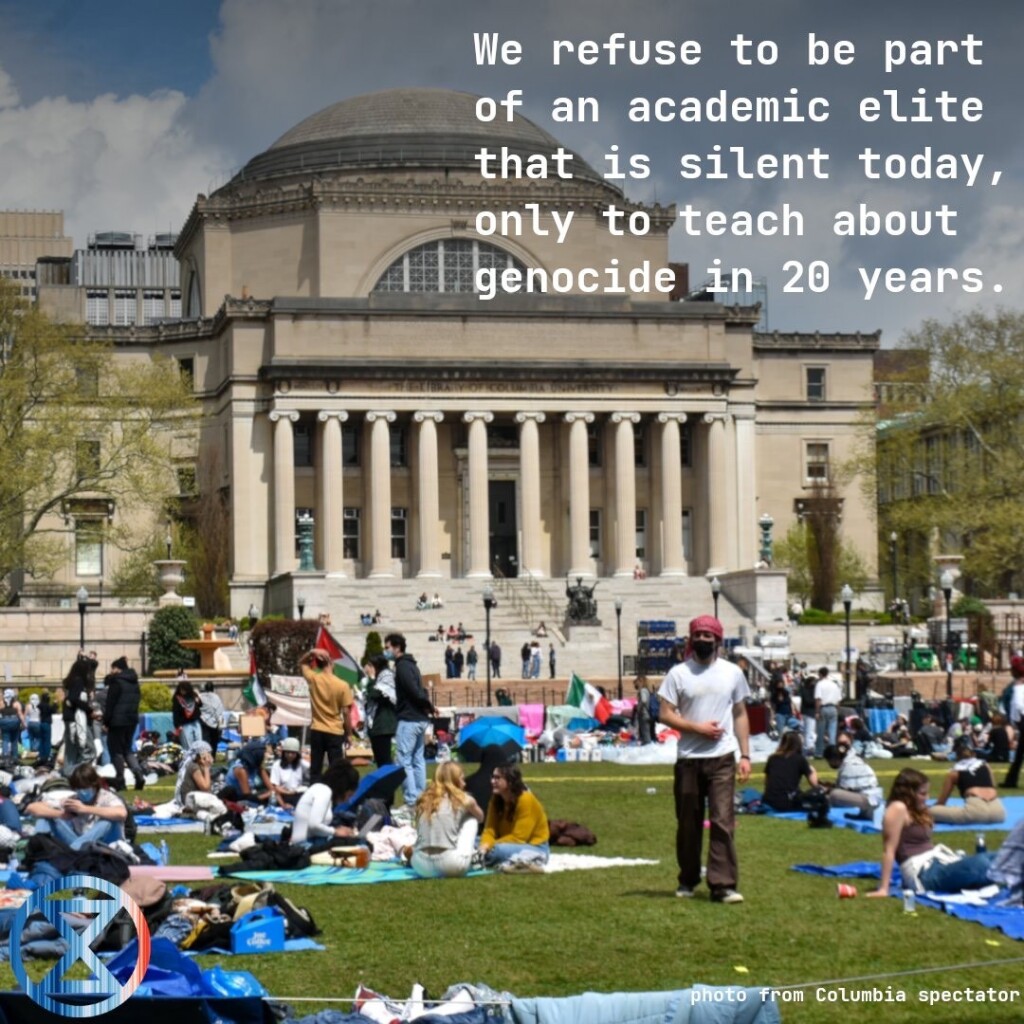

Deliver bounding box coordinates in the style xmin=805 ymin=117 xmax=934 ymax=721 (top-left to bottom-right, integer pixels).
xmin=372 ymin=239 xmax=525 ymax=294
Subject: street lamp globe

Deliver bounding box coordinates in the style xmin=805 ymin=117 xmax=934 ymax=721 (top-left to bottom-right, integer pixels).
xmin=840 ymin=583 xmax=854 ymax=609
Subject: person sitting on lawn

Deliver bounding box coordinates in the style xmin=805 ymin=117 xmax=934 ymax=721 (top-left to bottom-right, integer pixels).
xmin=478 ymin=763 xmax=550 ymax=872
xmin=762 ymin=730 xmax=821 ymax=812
xmin=867 ymin=767 xmax=994 ymax=898
xmin=220 ymin=740 xmax=273 ymax=804
xmin=930 ymin=736 xmax=1006 ymax=825
xmin=270 ymin=737 xmax=307 ymax=807
xmin=26 ymin=764 xmax=127 ymax=849
xmin=409 ymin=761 xmax=484 ymax=879
xmin=822 ymin=734 xmax=882 ymax=820
xmin=289 ymin=757 xmax=360 ymax=846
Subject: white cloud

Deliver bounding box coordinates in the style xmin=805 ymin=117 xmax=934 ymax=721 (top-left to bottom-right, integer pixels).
xmin=0 ymin=67 xmax=231 ymax=243
xmin=0 ymin=67 xmax=19 ymax=109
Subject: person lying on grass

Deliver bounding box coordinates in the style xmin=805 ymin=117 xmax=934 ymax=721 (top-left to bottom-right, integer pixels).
xmin=407 ymin=761 xmax=484 ymax=879
xmin=478 ymin=763 xmax=550 ymax=873
xmin=867 ymin=767 xmax=995 ymax=898
xmin=930 ymin=735 xmax=1005 ymax=826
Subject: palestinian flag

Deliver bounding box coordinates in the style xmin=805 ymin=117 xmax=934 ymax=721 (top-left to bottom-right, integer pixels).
xmin=566 ymin=672 xmax=612 ymax=724
xmin=242 ymin=647 xmax=267 ymax=707
xmin=314 ymin=625 xmax=362 ymax=690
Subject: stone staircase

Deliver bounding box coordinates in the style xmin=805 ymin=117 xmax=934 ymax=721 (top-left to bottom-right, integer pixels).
xmin=305 ymin=575 xmax=751 ymax=681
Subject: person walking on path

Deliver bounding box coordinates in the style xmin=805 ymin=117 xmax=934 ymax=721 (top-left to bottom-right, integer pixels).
xmin=657 ymin=615 xmax=751 ymax=904
xmin=489 ymin=641 xmax=502 ymax=679
xmin=548 ymin=643 xmax=557 ymax=680
xmin=104 ymin=657 xmax=146 ymax=792
xmin=386 ymin=632 xmax=436 ymax=806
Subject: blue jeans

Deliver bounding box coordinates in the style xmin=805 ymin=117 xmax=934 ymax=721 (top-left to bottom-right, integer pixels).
xmin=0 ymin=719 xmax=19 ymax=758
xmin=36 ymin=816 xmax=124 ymax=850
xmin=919 ymin=852 xmax=994 ymax=893
xmin=0 ymin=798 xmax=22 ymax=834
xmin=180 ymin=721 xmax=202 ymax=749
xmin=816 ymin=705 xmax=839 ymax=757
xmin=484 ymin=842 xmax=550 ymax=866
xmin=395 ymin=720 xmax=429 ymax=805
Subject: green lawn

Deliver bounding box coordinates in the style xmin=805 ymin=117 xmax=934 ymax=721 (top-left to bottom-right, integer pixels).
xmin=5 ymin=760 xmax=1023 ymax=1023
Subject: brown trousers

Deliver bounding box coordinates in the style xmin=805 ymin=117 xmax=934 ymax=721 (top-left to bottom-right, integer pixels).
xmin=673 ymin=754 xmax=738 ymax=893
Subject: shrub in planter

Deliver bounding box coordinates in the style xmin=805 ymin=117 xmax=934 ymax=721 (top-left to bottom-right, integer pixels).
xmin=139 ymin=682 xmax=173 ymax=712
xmin=148 ymin=606 xmax=201 ymax=673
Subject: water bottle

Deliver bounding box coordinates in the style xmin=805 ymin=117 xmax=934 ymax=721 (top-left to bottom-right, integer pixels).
xmin=902 ymin=888 xmax=916 ymax=913
xmin=976 ymin=834 xmax=986 ymax=855
xmin=7 ymin=853 xmax=18 ymax=875
xmin=159 ymin=839 xmax=170 ymax=865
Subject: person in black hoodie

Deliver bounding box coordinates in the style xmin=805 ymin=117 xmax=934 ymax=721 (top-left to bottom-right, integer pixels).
xmin=385 ymin=632 xmax=436 ymax=807
xmin=104 ymin=656 xmax=145 ymax=791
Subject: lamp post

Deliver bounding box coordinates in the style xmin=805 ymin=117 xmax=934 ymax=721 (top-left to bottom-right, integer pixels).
xmin=941 ymin=569 xmax=954 ymax=699
xmin=889 ymin=530 xmax=898 ymax=607
xmin=483 ymin=586 xmax=496 ymax=707
xmin=841 ymin=583 xmax=854 ymax=700
xmin=165 ymin=520 xmax=173 ymax=561
xmin=614 ymin=598 xmax=623 ymax=700
xmin=76 ymin=585 xmax=89 ymax=650
xmin=710 ymin=576 xmax=721 ymax=619
xmin=297 ymin=594 xmax=306 ymax=620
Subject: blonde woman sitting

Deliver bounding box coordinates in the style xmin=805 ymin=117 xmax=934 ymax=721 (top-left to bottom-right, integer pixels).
xmin=409 ymin=762 xmax=484 ymax=879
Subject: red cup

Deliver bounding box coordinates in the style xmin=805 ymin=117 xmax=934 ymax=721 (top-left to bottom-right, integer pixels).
xmin=836 ymin=883 xmax=858 ymax=899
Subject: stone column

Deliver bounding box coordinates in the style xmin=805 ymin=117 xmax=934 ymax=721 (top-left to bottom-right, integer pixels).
xmin=564 ymin=412 xmax=594 ymax=577
xmin=269 ymin=410 xmax=299 ymax=576
xmin=317 ymin=411 xmax=348 ymax=575
xmin=414 ymin=411 xmax=444 ymax=578
xmin=463 ymin=411 xmax=493 ymax=578
xmin=366 ymin=411 xmax=396 ymax=578
xmin=611 ymin=412 xmax=640 ymax=578
xmin=704 ymin=413 xmax=730 ymax=575
xmin=515 ymin=412 xmax=546 ymax=577
xmin=658 ymin=412 xmax=688 ymax=576
xmin=734 ymin=412 xmax=757 ymax=569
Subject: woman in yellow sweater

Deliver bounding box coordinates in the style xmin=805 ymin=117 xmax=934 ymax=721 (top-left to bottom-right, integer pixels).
xmin=479 ymin=764 xmax=550 ymax=873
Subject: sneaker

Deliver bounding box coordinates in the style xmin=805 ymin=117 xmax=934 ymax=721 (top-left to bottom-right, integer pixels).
xmin=675 ymin=885 xmax=696 ymax=898
xmin=712 ymin=888 xmax=744 ymax=904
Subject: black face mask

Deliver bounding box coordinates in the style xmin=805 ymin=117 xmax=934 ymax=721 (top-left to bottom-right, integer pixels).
xmin=691 ymin=640 xmax=716 ymax=660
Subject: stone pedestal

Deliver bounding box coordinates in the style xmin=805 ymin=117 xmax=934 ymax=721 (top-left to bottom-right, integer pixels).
xmin=154 ymin=560 xmax=186 ymax=607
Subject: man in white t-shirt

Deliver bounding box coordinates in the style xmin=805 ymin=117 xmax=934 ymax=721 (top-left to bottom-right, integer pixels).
xmin=814 ymin=667 xmax=843 ymax=758
xmin=1001 ymin=655 xmax=1024 ymax=788
xmin=657 ymin=614 xmax=751 ymax=904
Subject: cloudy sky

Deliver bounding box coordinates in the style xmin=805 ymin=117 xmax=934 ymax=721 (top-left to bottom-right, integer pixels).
xmin=0 ymin=0 xmax=1018 ymax=342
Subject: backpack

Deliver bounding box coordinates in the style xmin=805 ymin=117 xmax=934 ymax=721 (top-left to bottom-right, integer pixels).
xmin=647 ymin=690 xmax=661 ymax=722
xmin=267 ymin=891 xmax=320 ymax=937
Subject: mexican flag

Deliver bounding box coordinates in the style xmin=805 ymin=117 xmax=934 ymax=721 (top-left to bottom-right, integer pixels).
xmin=314 ymin=625 xmax=362 ymax=690
xmin=242 ymin=648 xmax=267 ymax=707
xmin=566 ymin=672 xmax=613 ymax=724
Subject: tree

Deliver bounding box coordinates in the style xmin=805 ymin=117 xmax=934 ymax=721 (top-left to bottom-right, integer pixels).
xmin=148 ymin=606 xmax=200 ymax=672
xmin=0 ymin=282 xmax=198 ymax=600
xmin=774 ymin=519 xmax=869 ymax=611
xmin=867 ymin=309 xmax=1024 ymax=596
xmin=176 ymin=449 xmax=231 ymax=618
xmin=362 ymin=630 xmax=383 ymax=667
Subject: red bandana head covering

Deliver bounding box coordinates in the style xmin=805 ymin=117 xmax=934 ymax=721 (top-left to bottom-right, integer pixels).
xmin=1011 ymin=655 xmax=1024 ymax=677
xmin=689 ymin=615 xmax=724 ymax=640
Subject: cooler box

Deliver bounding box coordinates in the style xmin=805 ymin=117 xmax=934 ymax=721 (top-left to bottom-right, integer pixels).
xmin=231 ymin=907 xmax=286 ymax=954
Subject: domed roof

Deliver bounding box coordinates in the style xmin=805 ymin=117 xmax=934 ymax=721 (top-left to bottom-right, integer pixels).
xmin=224 ymin=87 xmax=605 ymax=189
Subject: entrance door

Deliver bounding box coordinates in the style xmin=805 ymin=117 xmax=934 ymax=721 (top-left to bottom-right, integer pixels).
xmin=489 ymin=481 xmax=517 ymax=576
